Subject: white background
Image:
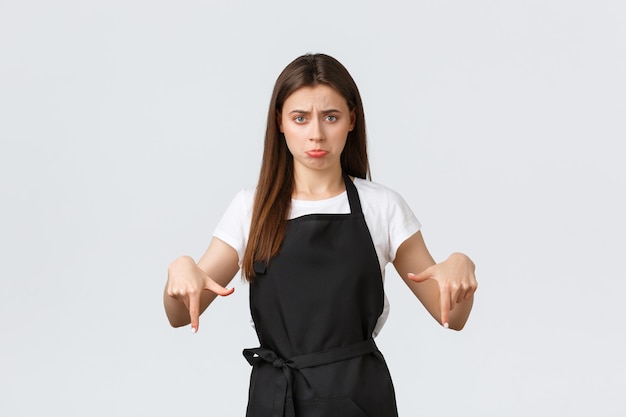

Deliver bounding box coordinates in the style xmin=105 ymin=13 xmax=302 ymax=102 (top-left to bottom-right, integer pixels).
xmin=1 ymin=1 xmax=625 ymax=416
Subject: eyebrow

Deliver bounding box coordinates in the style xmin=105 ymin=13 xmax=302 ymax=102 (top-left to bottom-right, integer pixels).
xmin=288 ymin=109 xmax=343 ymax=115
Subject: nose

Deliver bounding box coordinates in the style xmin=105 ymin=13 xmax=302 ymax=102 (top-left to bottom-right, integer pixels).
xmin=309 ymin=119 xmax=325 ymax=142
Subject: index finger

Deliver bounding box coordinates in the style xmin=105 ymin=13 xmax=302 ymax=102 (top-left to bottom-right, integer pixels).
xmin=440 ymin=286 xmax=451 ymax=329
xmin=188 ymin=292 xmax=201 ymax=333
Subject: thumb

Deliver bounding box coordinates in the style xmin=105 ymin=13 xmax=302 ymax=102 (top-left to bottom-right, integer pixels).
xmin=407 ymin=269 xmax=432 ymax=283
xmin=205 ymin=279 xmax=235 ymax=297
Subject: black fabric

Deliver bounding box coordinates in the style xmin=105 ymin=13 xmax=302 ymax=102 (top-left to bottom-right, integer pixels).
xmin=244 ymin=174 xmax=398 ymax=417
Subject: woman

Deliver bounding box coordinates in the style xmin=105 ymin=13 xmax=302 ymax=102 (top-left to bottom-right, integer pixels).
xmin=164 ymin=53 xmax=477 ymax=417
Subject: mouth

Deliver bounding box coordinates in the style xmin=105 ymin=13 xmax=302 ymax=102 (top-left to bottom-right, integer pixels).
xmin=306 ymin=150 xmax=329 ymax=158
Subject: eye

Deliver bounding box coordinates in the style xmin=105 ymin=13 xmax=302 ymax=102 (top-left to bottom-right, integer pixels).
xmin=293 ymin=115 xmax=306 ymax=123
xmin=325 ymin=115 xmax=337 ymax=122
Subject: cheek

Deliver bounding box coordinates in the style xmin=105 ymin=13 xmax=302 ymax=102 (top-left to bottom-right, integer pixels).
xmin=283 ymin=133 xmax=297 ymax=155
xmin=332 ymin=126 xmax=351 ymax=144
xmin=339 ymin=138 xmax=349 ymax=153
xmin=282 ymin=125 xmax=305 ymax=145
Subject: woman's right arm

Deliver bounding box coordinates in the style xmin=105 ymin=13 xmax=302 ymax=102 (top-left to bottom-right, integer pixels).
xmin=163 ymin=237 xmax=240 ymax=332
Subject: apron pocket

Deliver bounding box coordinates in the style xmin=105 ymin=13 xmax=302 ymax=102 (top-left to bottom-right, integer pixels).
xmin=295 ymin=396 xmax=369 ymax=417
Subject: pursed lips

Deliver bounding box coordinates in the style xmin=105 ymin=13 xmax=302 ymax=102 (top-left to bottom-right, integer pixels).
xmin=306 ymin=150 xmax=329 ymax=158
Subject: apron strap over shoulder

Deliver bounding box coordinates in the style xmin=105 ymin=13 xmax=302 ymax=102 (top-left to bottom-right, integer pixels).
xmin=343 ymin=172 xmax=363 ymax=216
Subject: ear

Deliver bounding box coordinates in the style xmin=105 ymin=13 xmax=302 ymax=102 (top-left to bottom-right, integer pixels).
xmin=349 ymin=110 xmax=356 ymax=132
xmin=277 ymin=111 xmax=284 ymax=133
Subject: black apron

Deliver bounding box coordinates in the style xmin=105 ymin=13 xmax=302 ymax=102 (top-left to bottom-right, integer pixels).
xmin=243 ymin=174 xmax=398 ymax=417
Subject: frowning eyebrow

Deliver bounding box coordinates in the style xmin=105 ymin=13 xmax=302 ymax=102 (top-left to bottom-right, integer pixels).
xmin=288 ymin=109 xmax=343 ymax=115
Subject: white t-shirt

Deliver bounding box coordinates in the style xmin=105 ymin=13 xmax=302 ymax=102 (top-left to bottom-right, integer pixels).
xmin=213 ymin=177 xmax=421 ymax=336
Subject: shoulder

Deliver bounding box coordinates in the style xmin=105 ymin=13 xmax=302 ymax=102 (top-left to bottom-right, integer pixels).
xmin=216 ymin=186 xmax=256 ymax=230
xmin=226 ymin=186 xmax=256 ymax=213
xmin=235 ymin=185 xmax=256 ymax=201
xmin=352 ymin=177 xmax=416 ymax=223
xmin=352 ymin=177 xmax=408 ymax=207
xmin=214 ymin=185 xmax=256 ymax=263
xmin=354 ymin=178 xmax=421 ymax=262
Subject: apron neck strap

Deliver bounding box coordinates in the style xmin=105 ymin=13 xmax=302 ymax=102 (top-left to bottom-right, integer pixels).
xmin=343 ymin=173 xmax=363 ymax=216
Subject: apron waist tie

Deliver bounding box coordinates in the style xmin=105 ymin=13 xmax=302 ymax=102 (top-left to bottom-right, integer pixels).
xmin=243 ymin=338 xmax=377 ymax=417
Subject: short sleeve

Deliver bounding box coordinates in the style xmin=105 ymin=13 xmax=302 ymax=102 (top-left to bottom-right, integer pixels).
xmin=384 ymin=188 xmax=422 ymax=262
xmin=353 ymin=178 xmax=421 ymax=266
xmin=212 ymin=188 xmax=255 ymax=265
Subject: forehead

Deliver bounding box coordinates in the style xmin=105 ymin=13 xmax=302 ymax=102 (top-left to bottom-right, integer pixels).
xmin=283 ymin=85 xmax=348 ymax=110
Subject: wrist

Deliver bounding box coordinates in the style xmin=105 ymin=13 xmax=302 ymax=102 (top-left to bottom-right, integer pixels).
xmin=447 ymin=252 xmax=475 ymax=269
xmin=169 ymin=255 xmax=195 ymax=271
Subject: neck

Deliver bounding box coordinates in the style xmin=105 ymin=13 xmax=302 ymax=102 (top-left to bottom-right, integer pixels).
xmin=292 ymin=165 xmax=345 ymax=200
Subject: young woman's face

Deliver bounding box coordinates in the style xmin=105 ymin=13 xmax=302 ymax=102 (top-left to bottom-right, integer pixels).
xmin=279 ymin=84 xmax=355 ymax=175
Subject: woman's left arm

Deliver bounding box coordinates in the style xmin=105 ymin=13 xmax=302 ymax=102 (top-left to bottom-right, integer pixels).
xmin=392 ymin=231 xmax=477 ymax=330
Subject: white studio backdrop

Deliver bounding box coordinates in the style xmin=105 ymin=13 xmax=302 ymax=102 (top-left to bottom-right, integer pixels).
xmin=1 ymin=1 xmax=625 ymax=416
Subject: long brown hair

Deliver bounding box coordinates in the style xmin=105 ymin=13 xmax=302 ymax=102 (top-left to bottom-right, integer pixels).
xmin=242 ymin=53 xmax=370 ymax=280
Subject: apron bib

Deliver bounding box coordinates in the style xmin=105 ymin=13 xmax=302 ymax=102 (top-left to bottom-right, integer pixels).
xmin=243 ymin=174 xmax=398 ymax=417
